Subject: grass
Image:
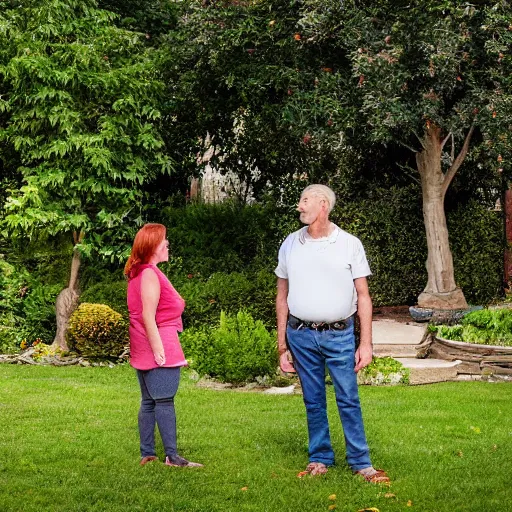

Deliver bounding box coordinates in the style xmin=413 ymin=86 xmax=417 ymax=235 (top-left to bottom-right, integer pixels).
xmin=0 ymin=365 xmax=511 ymax=512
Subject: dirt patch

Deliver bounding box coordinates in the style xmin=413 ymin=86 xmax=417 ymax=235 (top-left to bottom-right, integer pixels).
xmin=373 ymin=305 xmax=412 ymax=323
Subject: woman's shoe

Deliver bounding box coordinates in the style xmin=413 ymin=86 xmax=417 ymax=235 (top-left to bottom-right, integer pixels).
xmin=165 ymin=455 xmax=203 ymax=467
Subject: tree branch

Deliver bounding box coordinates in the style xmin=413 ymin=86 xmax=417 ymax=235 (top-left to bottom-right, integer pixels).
xmin=442 ymin=124 xmax=475 ymax=197
xmin=398 ymin=140 xmax=419 ymax=153
xmin=412 ymin=130 xmax=427 ymax=149
xmin=397 ymin=162 xmax=421 ymax=184
xmin=440 ymin=131 xmax=452 ymax=151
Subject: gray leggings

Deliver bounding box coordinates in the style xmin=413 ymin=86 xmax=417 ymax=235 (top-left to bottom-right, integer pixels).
xmin=136 ymin=367 xmax=181 ymax=458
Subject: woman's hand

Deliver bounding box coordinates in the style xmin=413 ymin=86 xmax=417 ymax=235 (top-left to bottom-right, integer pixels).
xmin=154 ymin=349 xmax=166 ymax=366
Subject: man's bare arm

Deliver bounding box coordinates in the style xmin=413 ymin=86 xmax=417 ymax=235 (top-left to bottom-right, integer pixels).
xmin=354 ymin=276 xmax=373 ymax=372
xmin=276 ymin=277 xmax=295 ymax=372
xmin=276 ymin=277 xmax=289 ymax=356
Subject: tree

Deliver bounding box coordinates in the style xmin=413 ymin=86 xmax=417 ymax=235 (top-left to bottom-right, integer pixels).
xmin=165 ymin=0 xmax=351 ymax=201
xmin=289 ymin=0 xmax=512 ymax=308
xmin=172 ymin=0 xmax=511 ymax=308
xmin=0 ymin=0 xmax=172 ymax=349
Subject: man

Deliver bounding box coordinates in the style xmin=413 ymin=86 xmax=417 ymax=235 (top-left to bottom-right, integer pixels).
xmin=275 ymin=184 xmax=389 ymax=483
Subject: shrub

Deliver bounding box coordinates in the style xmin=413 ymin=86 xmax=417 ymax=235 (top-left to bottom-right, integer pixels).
xmin=0 ymin=259 xmax=28 ymax=352
xmin=448 ymin=200 xmax=503 ymax=305
xmin=67 ymin=303 xmax=128 ymax=359
xmin=357 ymin=357 xmax=410 ymax=385
xmin=158 ymin=201 xmax=276 ymax=276
xmin=179 ymin=270 xmax=277 ymax=330
xmin=0 ymin=258 xmax=60 ymax=351
xmin=20 ymin=283 xmax=62 ymax=345
xmin=435 ymin=308 xmax=512 ymax=346
xmin=179 ymin=310 xmax=278 ymax=385
xmin=80 ymin=281 xmax=128 ymax=319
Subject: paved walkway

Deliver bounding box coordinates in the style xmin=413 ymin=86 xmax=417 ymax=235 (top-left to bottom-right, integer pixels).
xmin=372 ymin=320 xmax=462 ymax=384
xmin=373 ymin=319 xmax=425 ymax=346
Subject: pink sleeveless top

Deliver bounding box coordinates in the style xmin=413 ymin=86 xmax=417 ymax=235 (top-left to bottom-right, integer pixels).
xmin=127 ymin=264 xmax=187 ymax=370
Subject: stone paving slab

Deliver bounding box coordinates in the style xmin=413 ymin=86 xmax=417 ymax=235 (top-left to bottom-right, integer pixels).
xmin=395 ymin=357 xmax=462 ymax=369
xmin=395 ymin=357 xmax=462 ymax=385
xmin=372 ymin=320 xmax=426 ymax=345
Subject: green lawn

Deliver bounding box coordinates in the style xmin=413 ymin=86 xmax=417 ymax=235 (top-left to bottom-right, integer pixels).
xmin=0 ymin=365 xmax=510 ymax=512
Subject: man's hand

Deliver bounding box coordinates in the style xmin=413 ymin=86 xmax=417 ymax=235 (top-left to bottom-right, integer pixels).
xmin=354 ymin=344 xmax=372 ymax=373
xmin=279 ymin=351 xmax=296 ymax=373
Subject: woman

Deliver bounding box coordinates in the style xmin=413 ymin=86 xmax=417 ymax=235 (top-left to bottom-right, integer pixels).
xmin=125 ymin=223 xmax=202 ymax=468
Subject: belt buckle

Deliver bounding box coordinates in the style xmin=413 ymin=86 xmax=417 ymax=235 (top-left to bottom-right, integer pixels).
xmin=333 ymin=320 xmax=347 ymax=330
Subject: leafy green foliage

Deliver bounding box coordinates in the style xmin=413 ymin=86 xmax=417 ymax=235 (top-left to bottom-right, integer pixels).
xmin=20 ymin=283 xmax=62 ymax=345
xmin=67 ymin=303 xmax=128 ymax=358
xmin=79 ymin=280 xmax=128 ymax=318
xmin=436 ymin=308 xmax=512 ymax=346
xmin=159 ymin=201 xmax=279 ymax=275
xmin=0 ymin=258 xmax=28 ymax=352
xmin=168 ymin=0 xmax=510 ymax=307
xmin=449 ymin=200 xmax=503 ymax=304
xmin=180 ymin=310 xmax=278 ymax=384
xmin=0 ymin=0 xmax=172 ymax=261
xmin=97 ymin=0 xmax=179 ymax=37
xmin=358 ymin=356 xmax=410 ymax=385
xmin=178 ymin=270 xmax=277 ymax=330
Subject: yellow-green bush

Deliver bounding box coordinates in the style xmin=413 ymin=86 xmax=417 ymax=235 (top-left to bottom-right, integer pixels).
xmin=67 ymin=303 xmax=128 ymax=359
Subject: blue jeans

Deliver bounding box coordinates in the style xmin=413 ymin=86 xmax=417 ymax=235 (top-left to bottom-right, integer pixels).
xmin=136 ymin=367 xmax=181 ymax=458
xmin=286 ymin=318 xmax=371 ymax=470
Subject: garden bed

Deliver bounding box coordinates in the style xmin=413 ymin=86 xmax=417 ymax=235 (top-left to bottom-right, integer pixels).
xmin=430 ymin=336 xmax=512 ymax=376
xmin=426 ymin=307 xmax=512 ymax=376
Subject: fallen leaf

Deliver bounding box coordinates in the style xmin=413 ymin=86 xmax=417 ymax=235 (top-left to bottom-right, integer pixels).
xmin=407 ymin=500 xmax=413 ymax=506
xmin=457 ymin=451 xmax=463 ymax=457
xmin=492 ymin=444 xmax=497 ymax=451
xmin=384 ymin=493 xmax=396 ymax=498
xmin=328 ymin=494 xmax=336 ymax=501
xmin=241 ymin=487 xmax=248 ymax=491
xmin=328 ymin=506 xmax=336 ymax=511
xmin=357 ymin=508 xmax=380 ymax=512
xmin=470 ymin=426 xmax=481 ymax=434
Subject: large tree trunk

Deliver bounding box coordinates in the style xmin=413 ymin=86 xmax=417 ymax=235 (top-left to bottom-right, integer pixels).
xmin=51 ymin=232 xmax=83 ymax=351
xmin=416 ymin=125 xmax=468 ymax=310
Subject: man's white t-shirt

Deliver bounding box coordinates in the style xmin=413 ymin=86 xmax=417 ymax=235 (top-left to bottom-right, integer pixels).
xmin=275 ymin=224 xmax=371 ymax=323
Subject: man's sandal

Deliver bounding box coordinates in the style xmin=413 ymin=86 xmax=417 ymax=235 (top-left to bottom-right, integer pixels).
xmin=354 ymin=468 xmax=390 ymax=484
xmin=140 ymin=455 xmax=158 ymax=466
xmin=297 ymin=462 xmax=328 ymax=478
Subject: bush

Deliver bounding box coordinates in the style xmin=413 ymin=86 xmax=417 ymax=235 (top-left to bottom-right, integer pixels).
xmin=179 ymin=310 xmax=278 ymax=385
xmin=67 ymin=303 xmax=128 ymax=359
xmin=80 ymin=281 xmax=128 ymax=319
xmin=0 ymin=258 xmax=61 ymax=351
xmin=179 ymin=270 xmax=277 ymax=330
xmin=435 ymin=308 xmax=512 ymax=346
xmin=20 ymin=283 xmax=62 ymax=345
xmin=0 ymin=259 xmax=29 ymax=352
xmin=157 ymin=201 xmax=277 ymax=276
xmin=448 ymin=200 xmax=503 ymax=305
xmin=357 ymin=356 xmax=410 ymax=385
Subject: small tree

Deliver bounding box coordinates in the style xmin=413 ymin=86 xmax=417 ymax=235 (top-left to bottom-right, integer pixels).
xmin=0 ymin=0 xmax=172 ymax=349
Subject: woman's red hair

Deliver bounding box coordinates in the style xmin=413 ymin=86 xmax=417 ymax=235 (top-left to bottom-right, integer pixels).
xmin=124 ymin=223 xmax=166 ymax=280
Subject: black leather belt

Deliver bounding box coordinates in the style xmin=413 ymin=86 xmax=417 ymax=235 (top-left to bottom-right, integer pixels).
xmin=288 ymin=314 xmax=351 ymax=331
